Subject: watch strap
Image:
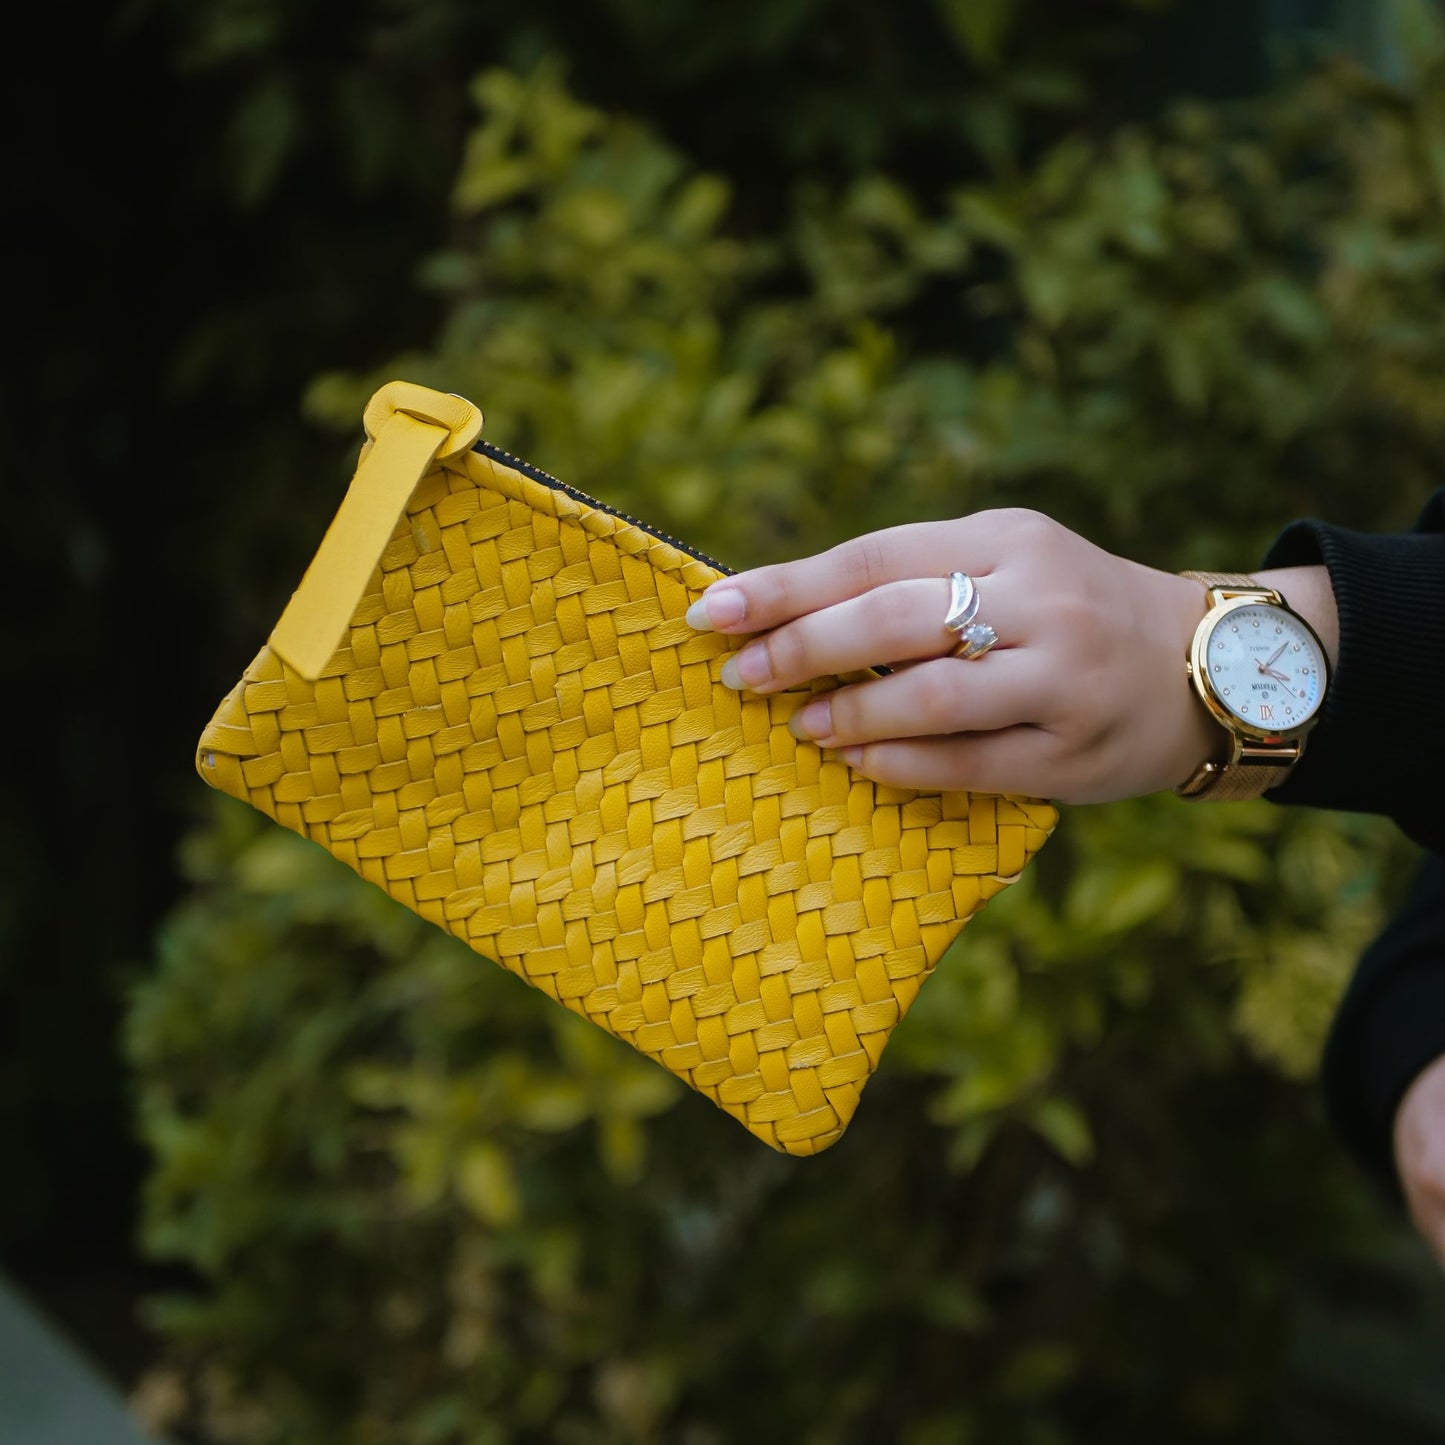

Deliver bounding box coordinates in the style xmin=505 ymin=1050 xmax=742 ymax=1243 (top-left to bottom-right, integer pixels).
xmin=1178 ymin=569 xmax=1280 ymax=600
xmin=1176 ymin=753 xmax=1297 ymax=801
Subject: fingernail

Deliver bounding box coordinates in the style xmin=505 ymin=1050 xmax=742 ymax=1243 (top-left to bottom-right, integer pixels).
xmin=686 ymin=586 xmax=746 ymax=631
xmin=840 ymin=746 xmax=864 ymax=767
xmin=720 ymin=644 xmax=769 ymax=691
xmin=788 ymin=698 xmax=832 ymax=742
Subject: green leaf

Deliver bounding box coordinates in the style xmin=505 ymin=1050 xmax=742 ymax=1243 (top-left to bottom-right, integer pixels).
xmin=998 ymin=1341 xmax=1077 ymax=1400
xmin=1065 ymin=860 xmax=1178 ymax=936
xmin=514 ymin=1080 xmax=591 ymax=1133
xmin=1028 ymin=1095 xmax=1095 ymax=1166
xmin=934 ymin=0 xmax=1018 ymax=67
xmin=226 ymin=77 xmax=298 ymax=208
xmin=598 ymin=1114 xmax=646 ymax=1185
xmin=456 ymin=1143 xmax=521 ymax=1227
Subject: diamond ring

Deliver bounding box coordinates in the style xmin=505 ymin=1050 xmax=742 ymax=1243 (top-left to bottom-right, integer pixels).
xmin=943 ymin=572 xmax=998 ymax=660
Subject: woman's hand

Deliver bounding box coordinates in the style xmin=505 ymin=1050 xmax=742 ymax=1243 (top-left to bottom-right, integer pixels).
xmin=686 ymin=508 xmax=1223 ymax=804
xmin=1396 ymin=1053 xmax=1445 ymax=1268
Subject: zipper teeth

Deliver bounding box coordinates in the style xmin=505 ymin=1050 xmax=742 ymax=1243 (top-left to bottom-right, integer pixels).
xmin=472 ymin=438 xmax=734 ymax=577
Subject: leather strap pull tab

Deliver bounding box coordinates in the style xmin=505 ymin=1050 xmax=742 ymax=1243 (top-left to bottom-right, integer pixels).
xmin=361 ymin=381 xmax=483 ymax=460
xmin=270 ymin=383 xmax=483 ymax=681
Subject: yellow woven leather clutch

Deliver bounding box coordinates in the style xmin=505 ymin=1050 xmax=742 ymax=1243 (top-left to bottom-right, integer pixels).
xmin=197 ymin=382 xmax=1056 ymax=1155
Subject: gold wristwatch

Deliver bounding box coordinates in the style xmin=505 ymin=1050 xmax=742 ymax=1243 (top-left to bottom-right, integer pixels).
xmin=1176 ymin=571 xmax=1330 ymax=802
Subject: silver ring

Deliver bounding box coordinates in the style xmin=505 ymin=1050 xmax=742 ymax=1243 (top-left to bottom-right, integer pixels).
xmin=943 ymin=571 xmax=980 ymax=634
xmin=943 ymin=572 xmax=997 ymax=659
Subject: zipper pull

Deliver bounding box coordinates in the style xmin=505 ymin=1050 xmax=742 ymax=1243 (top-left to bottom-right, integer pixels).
xmin=269 ymin=383 xmax=483 ymax=681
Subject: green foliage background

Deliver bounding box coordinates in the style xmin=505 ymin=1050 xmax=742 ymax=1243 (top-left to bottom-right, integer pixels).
xmin=19 ymin=0 xmax=1445 ymax=1439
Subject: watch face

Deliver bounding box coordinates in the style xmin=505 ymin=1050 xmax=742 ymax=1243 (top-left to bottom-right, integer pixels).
xmin=1202 ymin=603 xmax=1327 ymax=732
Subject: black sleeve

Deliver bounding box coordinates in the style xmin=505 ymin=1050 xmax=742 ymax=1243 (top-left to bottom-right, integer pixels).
xmin=1260 ymin=488 xmax=1445 ymax=852
xmin=1257 ymin=488 xmax=1445 ymax=1186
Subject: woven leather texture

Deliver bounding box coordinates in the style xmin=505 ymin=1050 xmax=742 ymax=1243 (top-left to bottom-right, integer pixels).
xmin=198 ymin=384 xmax=1057 ymax=1155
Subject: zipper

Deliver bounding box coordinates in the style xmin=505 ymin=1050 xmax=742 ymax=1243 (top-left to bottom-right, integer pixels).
xmin=472 ymin=438 xmax=734 ymax=576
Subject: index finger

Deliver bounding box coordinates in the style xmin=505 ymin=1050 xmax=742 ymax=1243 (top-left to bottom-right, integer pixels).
xmin=686 ymin=514 xmax=1011 ymax=634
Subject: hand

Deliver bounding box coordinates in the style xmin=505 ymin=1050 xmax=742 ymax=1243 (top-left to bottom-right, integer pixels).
xmin=686 ymin=508 xmax=1221 ymax=803
xmin=1395 ymin=1053 xmax=1445 ymax=1268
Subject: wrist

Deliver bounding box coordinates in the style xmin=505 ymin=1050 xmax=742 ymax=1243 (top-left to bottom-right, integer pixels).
xmin=1164 ymin=572 xmax=1230 ymax=787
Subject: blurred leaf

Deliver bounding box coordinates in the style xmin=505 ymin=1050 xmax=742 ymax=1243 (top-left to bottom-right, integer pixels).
xmin=1065 ymin=860 xmax=1178 ymax=936
xmin=1028 ymin=1095 xmax=1095 ymax=1166
xmin=456 ymin=1143 xmax=521 ymax=1227
xmin=598 ymin=1114 xmax=646 ymax=1185
xmin=999 ymin=1340 xmax=1077 ymax=1400
xmin=226 ymin=75 xmax=298 ymax=207
xmin=934 ymin=0 xmax=1019 ymax=68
